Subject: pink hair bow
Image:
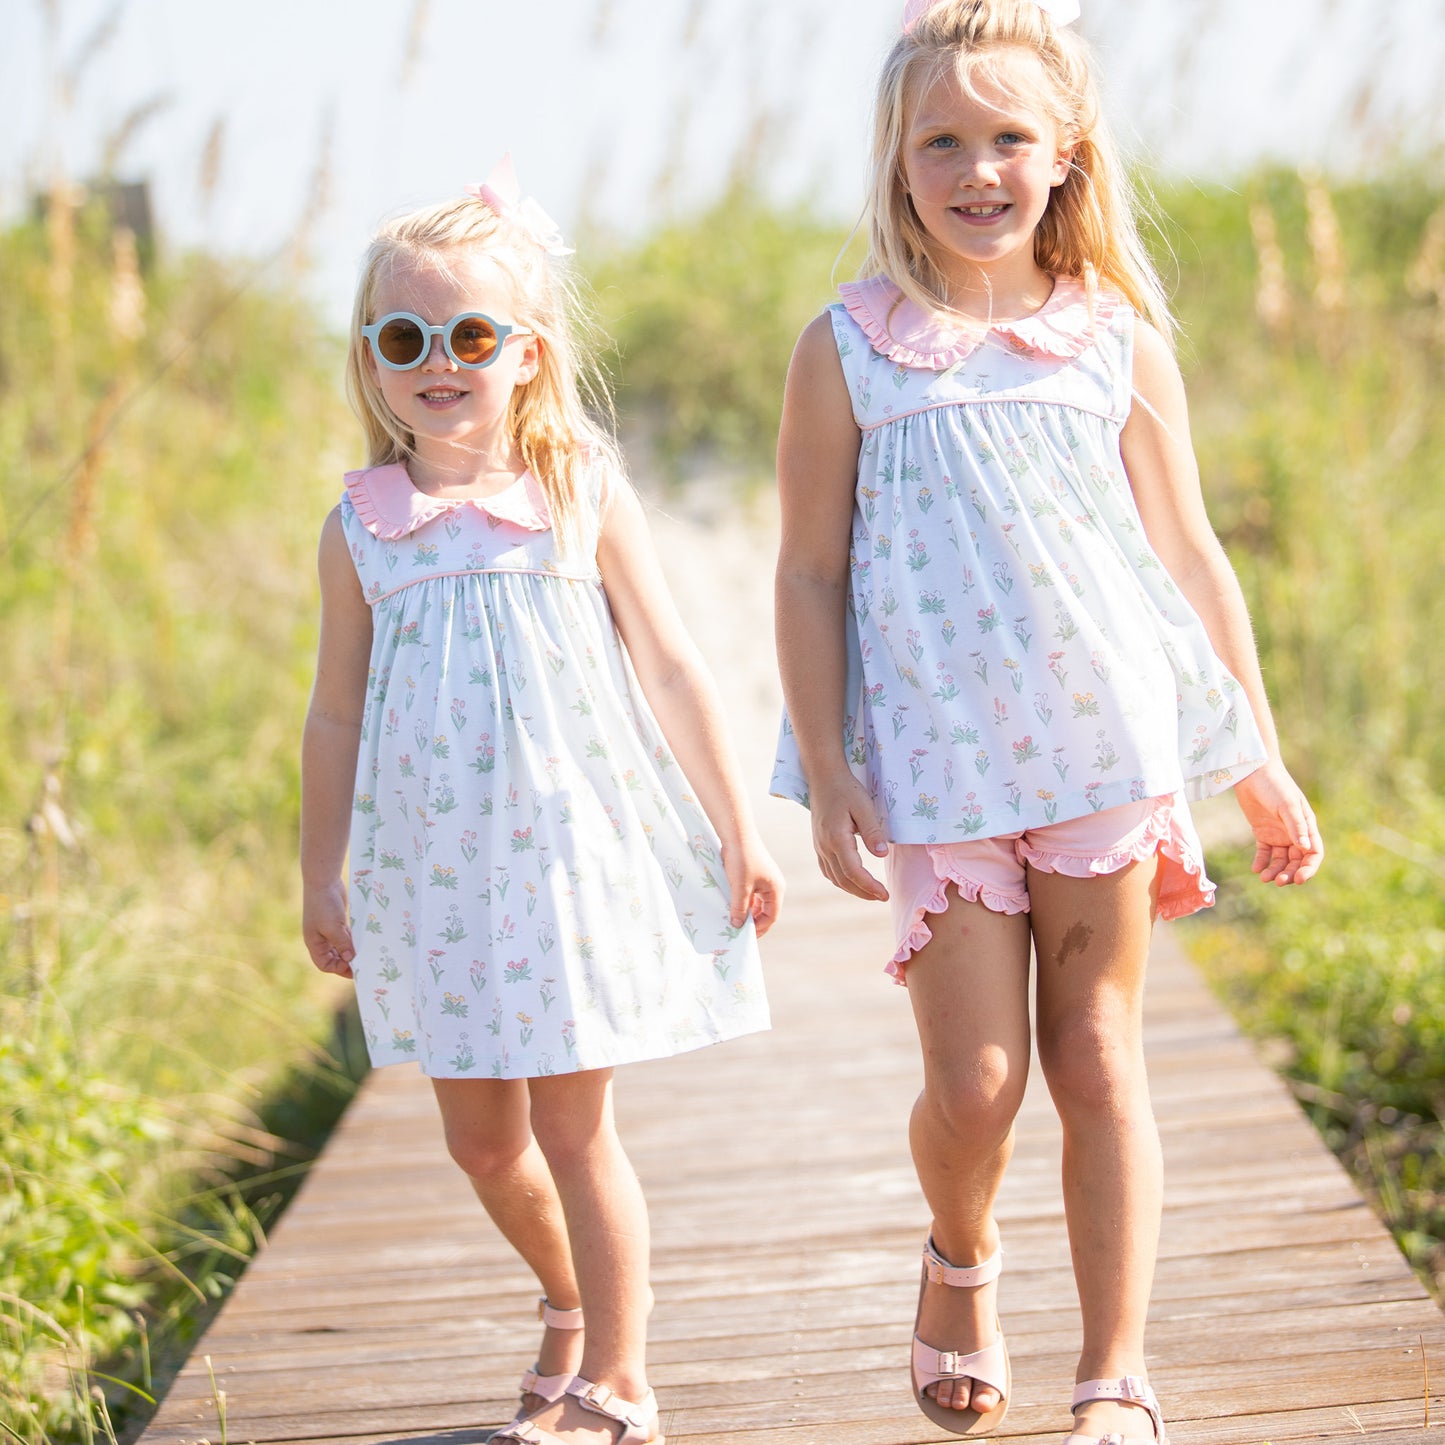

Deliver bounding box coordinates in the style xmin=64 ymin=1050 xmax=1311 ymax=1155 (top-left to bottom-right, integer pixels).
xmin=902 ymin=0 xmax=1080 ymax=33
xmin=464 ymin=154 xmax=574 ymax=257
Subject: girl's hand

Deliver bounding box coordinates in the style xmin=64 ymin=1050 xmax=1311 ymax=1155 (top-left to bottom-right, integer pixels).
xmin=810 ymin=771 xmax=890 ymax=903
xmin=1233 ymin=761 xmax=1324 ymax=886
xmin=721 ymin=834 xmax=785 ymax=938
xmin=303 ymin=881 xmax=356 ymax=977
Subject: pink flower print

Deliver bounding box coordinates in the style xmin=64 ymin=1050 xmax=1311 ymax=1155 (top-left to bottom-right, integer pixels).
xmin=865 ymin=681 xmax=886 ymax=707
xmin=561 ymin=1018 xmax=577 ymax=1056
xmin=505 ymin=958 xmax=534 ymax=983
xmin=450 ymin=697 xmax=467 ymax=732
xmin=372 ymin=987 xmax=390 ymax=1020
xmin=1012 ymin=734 xmax=1041 ymax=764
xmin=469 ymin=960 xmax=487 ymax=994
xmin=906 ymin=627 xmax=924 ymax=662
xmin=977 ymin=604 xmax=1000 ymax=633
xmin=510 ymin=826 xmax=536 ymax=853
xmin=1085 ymin=781 xmax=1104 ymax=812
xmin=653 ymin=744 xmax=674 ymax=770
xmin=908 ymin=747 xmax=929 ymax=785
xmin=1047 ymin=651 xmax=1068 ymax=689
xmin=1090 ymin=650 xmax=1111 ymax=682
xmin=1187 ymin=724 xmax=1213 ymax=765
xmin=906 ymin=530 xmax=930 ymax=571
xmin=605 ymin=807 xmax=624 ymax=839
xmin=958 ymin=792 xmax=986 ymax=835
xmin=993 ymin=697 xmax=1009 ymax=728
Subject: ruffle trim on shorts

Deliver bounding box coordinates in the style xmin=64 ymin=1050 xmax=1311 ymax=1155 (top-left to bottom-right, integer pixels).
xmin=885 ymin=802 xmax=1215 ymax=982
xmin=886 ymin=867 xmax=1028 ymax=981
xmin=1018 ymin=801 xmax=1216 ymax=923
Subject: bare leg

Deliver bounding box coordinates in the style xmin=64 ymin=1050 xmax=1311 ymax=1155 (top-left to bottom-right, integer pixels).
xmin=1030 ymin=858 xmax=1164 ymax=1441
xmin=516 ymin=1068 xmax=656 ymax=1444
xmin=904 ymin=886 xmax=1033 ymax=1414
xmin=431 ymin=1078 xmax=583 ymax=1409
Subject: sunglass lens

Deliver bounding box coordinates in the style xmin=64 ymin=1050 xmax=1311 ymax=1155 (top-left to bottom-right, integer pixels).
xmin=449 ymin=317 xmax=499 ymax=366
xmin=377 ymin=317 xmax=426 ymax=367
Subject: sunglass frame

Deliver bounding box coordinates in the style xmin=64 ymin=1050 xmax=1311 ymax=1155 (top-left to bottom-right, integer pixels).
xmin=361 ymin=310 xmax=534 ymax=371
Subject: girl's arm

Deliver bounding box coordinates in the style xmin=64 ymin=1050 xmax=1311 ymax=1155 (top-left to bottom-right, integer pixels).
xmin=1121 ymin=321 xmax=1323 ymax=886
xmin=300 ymin=507 xmax=374 ymax=975
xmin=774 ymin=314 xmax=890 ymax=902
xmin=596 ymin=481 xmax=783 ymax=935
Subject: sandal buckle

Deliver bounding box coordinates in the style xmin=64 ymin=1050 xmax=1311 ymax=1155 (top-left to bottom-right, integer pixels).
xmin=1122 ymin=1374 xmax=1147 ymax=1401
xmin=578 ymin=1381 xmax=617 ymax=1413
xmin=935 ymin=1350 xmax=960 ymax=1376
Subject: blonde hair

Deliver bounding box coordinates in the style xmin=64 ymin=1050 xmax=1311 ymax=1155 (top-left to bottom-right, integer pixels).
xmin=863 ymin=0 xmax=1173 ymax=342
xmin=344 ymin=195 xmax=622 ymax=550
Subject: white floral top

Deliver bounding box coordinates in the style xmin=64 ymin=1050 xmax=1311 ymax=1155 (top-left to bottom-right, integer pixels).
xmin=341 ymin=460 xmax=769 ymax=1079
xmin=772 ymin=274 xmax=1267 ymax=843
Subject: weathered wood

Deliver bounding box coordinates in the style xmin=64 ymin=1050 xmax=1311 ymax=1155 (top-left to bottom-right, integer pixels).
xmin=136 ymin=517 xmax=1444 ymax=1445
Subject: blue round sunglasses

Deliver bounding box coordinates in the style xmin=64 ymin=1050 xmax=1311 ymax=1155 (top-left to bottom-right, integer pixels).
xmin=362 ymin=311 xmax=533 ymax=370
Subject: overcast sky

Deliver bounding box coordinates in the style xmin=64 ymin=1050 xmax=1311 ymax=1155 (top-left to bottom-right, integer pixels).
xmin=5 ymin=0 xmax=1444 ymax=321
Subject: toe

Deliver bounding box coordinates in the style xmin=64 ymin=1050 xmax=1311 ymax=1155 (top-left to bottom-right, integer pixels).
xmin=970 ymin=1383 xmax=999 ymax=1414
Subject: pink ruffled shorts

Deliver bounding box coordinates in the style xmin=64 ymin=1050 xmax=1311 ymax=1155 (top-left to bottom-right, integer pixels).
xmin=885 ymin=792 xmax=1213 ymax=982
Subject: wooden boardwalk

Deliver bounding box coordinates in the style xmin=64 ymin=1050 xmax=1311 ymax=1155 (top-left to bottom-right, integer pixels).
xmin=139 ymin=514 xmax=1442 ymax=1445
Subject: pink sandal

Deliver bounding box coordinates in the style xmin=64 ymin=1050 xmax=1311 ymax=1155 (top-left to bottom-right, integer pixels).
xmin=910 ymin=1235 xmax=1010 ymax=1436
xmin=504 ymin=1298 xmax=584 ymax=1429
xmin=1063 ymin=1376 xmax=1169 ymax=1444
xmin=494 ymin=1376 xmax=664 ymax=1445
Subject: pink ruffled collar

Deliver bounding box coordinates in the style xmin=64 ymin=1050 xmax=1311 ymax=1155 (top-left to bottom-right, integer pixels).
xmin=838 ymin=273 xmax=1117 ymax=370
xmin=344 ymin=464 xmax=551 ymax=540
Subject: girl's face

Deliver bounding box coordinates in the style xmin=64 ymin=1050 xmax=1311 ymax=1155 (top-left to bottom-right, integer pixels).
xmin=364 ymin=248 xmax=540 ymax=465
xmin=902 ymin=48 xmax=1072 ymax=300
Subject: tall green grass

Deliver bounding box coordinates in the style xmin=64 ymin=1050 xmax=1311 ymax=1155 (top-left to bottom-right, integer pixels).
xmin=7 ymin=165 xmax=1445 ymax=1442
xmin=0 ymin=204 xmax=364 ymax=1442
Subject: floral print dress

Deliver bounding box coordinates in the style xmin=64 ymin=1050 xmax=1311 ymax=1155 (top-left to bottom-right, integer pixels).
xmin=771 ymin=274 xmax=1268 ymax=843
xmin=340 ymin=461 xmax=769 ymax=1079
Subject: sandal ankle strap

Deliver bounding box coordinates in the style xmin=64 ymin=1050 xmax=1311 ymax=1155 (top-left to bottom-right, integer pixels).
xmin=538 ymin=1297 xmax=585 ymax=1330
xmin=921 ymin=1234 xmax=1003 ymax=1289
xmin=1071 ymin=1376 xmax=1165 ymax=1442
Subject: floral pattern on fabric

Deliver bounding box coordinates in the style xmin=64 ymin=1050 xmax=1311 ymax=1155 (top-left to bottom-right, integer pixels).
xmin=771 ymin=285 xmax=1268 ymax=844
xmin=341 ymin=462 xmax=770 ymax=1079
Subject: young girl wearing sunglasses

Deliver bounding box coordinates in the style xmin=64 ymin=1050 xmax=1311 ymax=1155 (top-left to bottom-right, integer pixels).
xmin=773 ymin=1 xmax=1322 ymax=1440
xmin=300 ymin=159 xmax=779 ymax=1445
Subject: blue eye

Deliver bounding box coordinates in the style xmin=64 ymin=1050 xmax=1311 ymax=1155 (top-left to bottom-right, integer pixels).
xmin=927 ymin=135 xmax=958 ymax=150
xmin=996 ymin=132 xmax=1027 ymax=146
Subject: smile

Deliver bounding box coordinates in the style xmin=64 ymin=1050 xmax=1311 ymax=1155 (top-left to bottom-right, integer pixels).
xmin=952 ymin=204 xmax=1010 ymax=218
xmin=419 ymin=387 xmax=466 ymax=403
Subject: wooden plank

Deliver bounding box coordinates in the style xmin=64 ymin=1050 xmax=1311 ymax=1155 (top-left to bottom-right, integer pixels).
xmin=135 ymin=513 xmax=1444 ymax=1445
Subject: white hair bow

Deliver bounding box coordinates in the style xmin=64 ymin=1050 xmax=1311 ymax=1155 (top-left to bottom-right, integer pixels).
xmin=902 ymin=0 xmax=1080 ymax=34
xmin=464 ymin=154 xmax=574 ymax=257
